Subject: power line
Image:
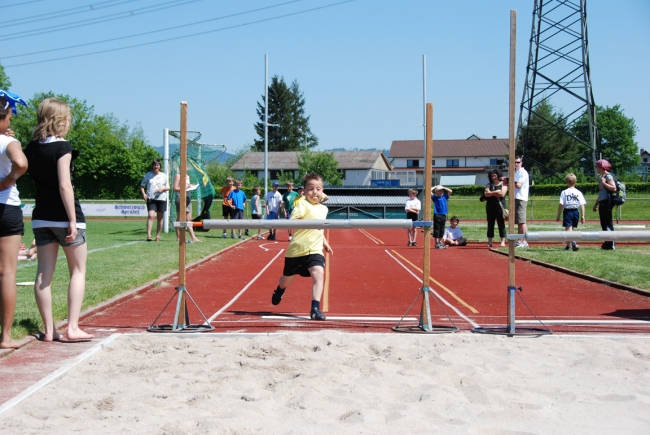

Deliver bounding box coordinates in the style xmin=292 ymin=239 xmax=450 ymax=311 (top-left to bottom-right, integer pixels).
xmin=2 ymin=0 xmax=302 ymax=59
xmin=4 ymin=0 xmax=140 ymax=27
xmin=0 ymin=0 xmax=201 ymax=41
xmin=0 ymin=0 xmax=46 ymax=9
xmin=4 ymin=0 xmax=356 ymax=68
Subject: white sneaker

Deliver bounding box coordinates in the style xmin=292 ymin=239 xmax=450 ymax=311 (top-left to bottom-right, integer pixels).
xmin=515 ymin=240 xmax=529 ymax=248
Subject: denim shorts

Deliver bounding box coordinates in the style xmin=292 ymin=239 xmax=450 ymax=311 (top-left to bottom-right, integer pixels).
xmin=34 ymin=227 xmax=87 ymax=247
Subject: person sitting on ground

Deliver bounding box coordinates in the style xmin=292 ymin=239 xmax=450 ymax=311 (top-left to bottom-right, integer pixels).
xmin=18 ymin=239 xmax=38 ymax=261
xmin=557 ymin=173 xmax=586 ymax=251
xmin=442 ymin=216 xmax=467 ymax=246
xmin=270 ymin=172 xmax=333 ymax=321
xmin=405 ymin=188 xmax=420 ymax=246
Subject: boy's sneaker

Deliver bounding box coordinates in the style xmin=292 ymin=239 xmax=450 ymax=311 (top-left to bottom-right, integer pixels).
xmin=310 ymin=307 xmax=326 ymax=321
xmin=435 ymin=243 xmax=442 ymax=249
xmin=572 ymin=243 xmax=579 ymax=251
xmin=515 ymin=240 xmax=529 ymax=248
xmin=412 ymin=242 xmax=418 ymax=247
xmin=408 ymin=241 xmax=413 ymax=246
xmin=245 ymin=230 xmax=249 ymax=236
xmin=221 ymin=233 xmax=227 ymax=238
xmin=231 ymin=233 xmax=236 ymax=239
xmin=238 ymin=234 xmax=243 ymax=239
xmin=565 ymin=245 xmax=571 ymax=251
xmin=271 ymin=288 xmax=285 ymax=306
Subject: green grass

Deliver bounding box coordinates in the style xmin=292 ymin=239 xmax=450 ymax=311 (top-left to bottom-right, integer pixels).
xmin=444 ymin=193 xmax=650 ymax=221
xmin=12 ymin=220 xmax=243 ymax=339
xmin=7 ymin=205 xmax=650 ymax=341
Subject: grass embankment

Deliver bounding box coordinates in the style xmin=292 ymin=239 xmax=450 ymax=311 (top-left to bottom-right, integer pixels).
xmin=7 ymin=194 xmax=650 ymax=341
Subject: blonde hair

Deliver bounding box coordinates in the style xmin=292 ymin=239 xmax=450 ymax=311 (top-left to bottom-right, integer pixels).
xmin=32 ymin=98 xmax=72 ymax=142
xmin=565 ymin=173 xmax=577 ymax=187
xmin=286 ymin=181 xmax=294 ymax=187
xmin=408 ymin=188 xmax=418 ymax=195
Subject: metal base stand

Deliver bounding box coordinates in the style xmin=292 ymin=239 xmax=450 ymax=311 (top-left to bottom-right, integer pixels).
xmin=147 ymin=285 xmax=215 ymax=333
xmin=393 ymin=286 xmax=459 ymax=334
xmin=471 ymin=286 xmax=551 ymax=336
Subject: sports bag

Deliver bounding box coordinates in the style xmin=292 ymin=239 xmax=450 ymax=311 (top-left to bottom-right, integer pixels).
xmin=610 ymin=176 xmax=626 ymax=206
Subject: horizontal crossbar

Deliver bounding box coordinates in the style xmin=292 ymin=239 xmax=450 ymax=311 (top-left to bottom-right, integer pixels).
xmin=175 ymin=219 xmax=431 ymax=230
xmin=507 ymin=231 xmax=650 ymax=242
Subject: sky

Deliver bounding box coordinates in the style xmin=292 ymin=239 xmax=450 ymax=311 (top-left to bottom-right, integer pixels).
xmin=2 ymin=0 xmax=649 ymax=156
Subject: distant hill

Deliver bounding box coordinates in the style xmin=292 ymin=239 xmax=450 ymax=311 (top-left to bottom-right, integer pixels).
xmin=326 ymin=147 xmax=391 ymax=156
xmin=152 ymin=145 xmax=235 ymax=163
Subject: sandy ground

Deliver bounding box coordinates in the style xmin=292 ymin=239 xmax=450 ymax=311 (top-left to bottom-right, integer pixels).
xmin=0 ymin=332 xmax=649 ymax=434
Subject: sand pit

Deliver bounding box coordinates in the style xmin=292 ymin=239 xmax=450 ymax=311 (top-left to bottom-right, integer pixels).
xmin=1 ymin=332 xmax=649 ymax=434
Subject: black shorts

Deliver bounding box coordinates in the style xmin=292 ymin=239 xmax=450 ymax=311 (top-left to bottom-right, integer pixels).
xmin=0 ymin=204 xmax=24 ymax=237
xmin=222 ymin=205 xmax=232 ymax=219
xmin=283 ymin=254 xmax=325 ymax=278
xmin=406 ymin=211 xmax=418 ymax=222
xmin=147 ymin=200 xmax=167 ymax=212
xmin=231 ymin=209 xmax=243 ymax=220
xmin=433 ymin=214 xmax=447 ymax=238
xmin=252 ymin=213 xmax=261 ymax=220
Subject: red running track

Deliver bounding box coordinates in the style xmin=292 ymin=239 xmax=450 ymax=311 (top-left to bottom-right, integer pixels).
xmin=80 ymin=228 xmax=650 ymax=335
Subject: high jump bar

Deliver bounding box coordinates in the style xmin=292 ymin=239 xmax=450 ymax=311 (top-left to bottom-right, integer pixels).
xmin=508 ymin=231 xmax=650 ymax=242
xmin=175 ymin=219 xmax=432 ymax=230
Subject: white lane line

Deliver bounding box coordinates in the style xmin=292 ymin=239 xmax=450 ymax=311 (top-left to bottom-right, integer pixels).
xmin=358 ymin=229 xmax=380 ymax=245
xmin=516 ymin=319 xmax=650 ymax=325
xmin=261 ymin=315 xmax=418 ymax=322
xmin=258 ymin=241 xmax=279 ymax=252
xmin=206 ymin=249 xmax=285 ymax=324
xmin=0 ymin=333 xmax=121 ymax=416
xmin=385 ymin=250 xmax=480 ymax=328
xmin=17 ymin=241 xmax=141 ymax=270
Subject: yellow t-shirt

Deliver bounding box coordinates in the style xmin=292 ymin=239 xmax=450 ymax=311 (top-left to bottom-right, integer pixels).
xmin=293 ymin=196 xmax=304 ymax=208
xmin=285 ymin=199 xmax=328 ymax=258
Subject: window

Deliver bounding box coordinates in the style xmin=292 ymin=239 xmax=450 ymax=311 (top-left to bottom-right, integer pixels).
xmin=644 ymin=157 xmax=648 ymax=163
xmin=490 ymin=158 xmax=504 ymax=166
xmin=407 ymin=159 xmax=420 ymax=168
xmin=446 ymin=159 xmax=459 ymax=167
xmin=431 ymin=159 xmax=435 ymax=166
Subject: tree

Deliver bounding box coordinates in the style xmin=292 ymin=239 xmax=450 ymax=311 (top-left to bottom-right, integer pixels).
xmin=572 ymin=105 xmax=639 ymax=175
xmin=252 ymin=76 xmax=317 ymax=152
xmin=11 ymin=92 xmax=159 ymax=199
xmin=297 ymin=150 xmax=342 ymax=186
xmin=518 ymin=99 xmax=583 ymax=179
xmin=0 ymin=63 xmax=10 ymax=89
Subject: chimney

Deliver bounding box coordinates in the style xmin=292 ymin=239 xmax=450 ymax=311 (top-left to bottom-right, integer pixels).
xmin=492 ymin=136 xmax=497 ymax=139
xmin=641 ymin=148 xmax=645 ymax=154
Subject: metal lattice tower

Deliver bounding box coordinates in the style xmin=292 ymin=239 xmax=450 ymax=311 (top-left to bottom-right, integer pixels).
xmin=517 ymin=0 xmax=597 ymax=173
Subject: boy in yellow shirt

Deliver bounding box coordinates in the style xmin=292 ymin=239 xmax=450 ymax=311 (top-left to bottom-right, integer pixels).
xmin=271 ymin=173 xmax=333 ymax=320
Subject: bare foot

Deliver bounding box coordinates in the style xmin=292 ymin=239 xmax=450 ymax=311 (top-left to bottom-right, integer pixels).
xmin=500 ymin=243 xmax=506 ymax=247
xmin=66 ymin=328 xmax=94 ymax=341
xmin=0 ymin=339 xmax=23 ymax=349
xmin=41 ymin=330 xmax=62 ymax=342
xmin=192 ymin=238 xmax=201 ymax=242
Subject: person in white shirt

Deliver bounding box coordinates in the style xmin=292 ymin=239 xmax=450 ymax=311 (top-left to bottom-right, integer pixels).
xmin=556 ymin=173 xmax=587 ymax=251
xmin=404 ymin=188 xmax=421 ymax=246
xmin=265 ymin=181 xmax=282 ymax=240
xmin=514 ymin=156 xmax=530 ymax=247
xmin=443 ymin=216 xmax=467 ymax=246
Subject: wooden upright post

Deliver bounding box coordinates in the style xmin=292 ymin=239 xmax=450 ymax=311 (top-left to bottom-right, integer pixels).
xmin=420 ymin=103 xmax=434 ymax=330
xmin=507 ymin=11 xmax=517 ymax=333
xmin=175 ymin=102 xmax=188 ymax=328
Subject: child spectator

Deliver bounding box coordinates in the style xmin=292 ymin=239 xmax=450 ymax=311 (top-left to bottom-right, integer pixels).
xmin=405 ymin=188 xmax=421 ymax=246
xmin=265 ymin=181 xmax=282 ymax=240
xmin=18 ymin=239 xmax=38 ymax=261
xmin=219 ymin=177 xmax=235 ymax=238
xmin=556 ymin=173 xmax=586 ymax=251
xmin=293 ymin=186 xmax=305 ymax=208
xmin=227 ymin=179 xmax=247 ymax=239
xmin=443 ymin=216 xmax=467 ymax=246
xmin=271 ymin=173 xmax=333 ymax=321
xmin=281 ymin=181 xmax=299 ymax=240
xmin=431 ymin=185 xmax=452 ymax=249
xmin=251 ymin=186 xmax=264 ymax=240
